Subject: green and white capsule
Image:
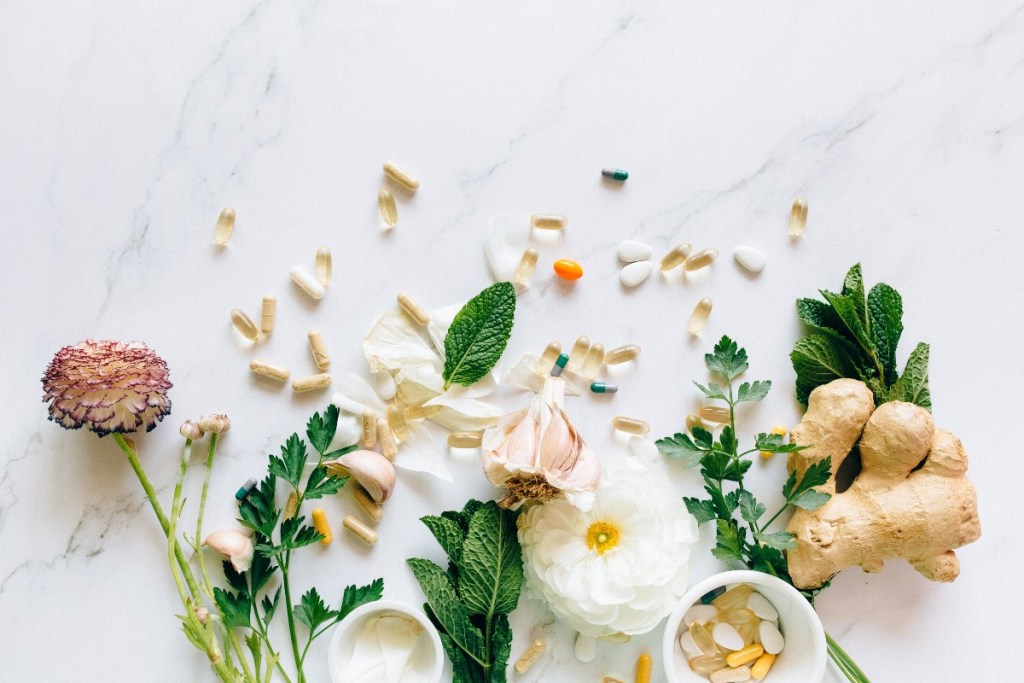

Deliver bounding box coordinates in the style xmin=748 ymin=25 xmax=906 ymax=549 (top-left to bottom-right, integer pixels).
xmin=551 ymin=353 xmax=570 ymax=377
xmin=601 ymin=168 xmax=629 ymax=182
xmin=235 ymin=477 xmax=257 ymax=502
xmin=590 ymin=382 xmax=618 ymax=394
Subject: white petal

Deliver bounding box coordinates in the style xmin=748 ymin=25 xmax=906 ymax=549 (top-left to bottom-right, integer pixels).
xmin=363 ymin=308 xmax=439 ymax=374
xmin=394 ymin=421 xmax=452 ymax=482
xmin=484 ymin=215 xmax=532 ymax=283
xmin=504 ymin=352 xmax=581 ymax=395
xmin=425 ymin=303 xmax=461 ymax=355
xmin=326 ymin=413 xmax=362 ymax=453
xmin=332 ymin=373 xmax=387 ymax=416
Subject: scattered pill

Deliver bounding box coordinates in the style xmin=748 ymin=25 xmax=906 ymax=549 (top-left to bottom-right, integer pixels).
xmin=574 ymin=633 xmax=597 ymax=663
xmin=619 ymin=260 xmax=653 ymax=287
xmin=230 ymin=308 xmax=260 ymax=341
xmin=283 ymin=490 xmax=298 ymax=519
xmin=789 ymin=198 xmax=808 ymax=238
xmin=684 ymin=248 xmax=719 ymax=272
xmin=750 ymin=652 xmax=776 ymax=680
xmin=689 ymin=654 xmax=728 ymax=675
xmin=343 ymin=515 xmax=378 ymax=545
xmin=582 ymin=343 xmax=605 ymax=379
xmin=249 ymin=360 xmax=290 ymax=382
xmin=383 ymin=162 xmax=420 ymax=191
xmin=590 ymin=382 xmax=618 ymax=394
xmin=684 ymin=603 xmax=719 ymax=626
xmin=353 ymin=486 xmax=383 ymax=522
xmin=566 ymin=336 xmax=591 ymax=372
xmin=759 ymin=424 xmax=788 ymax=457
xmin=311 ymin=508 xmax=332 ymax=544
xmin=689 ymin=622 xmax=718 ymax=655
xmin=361 ymin=411 xmax=377 ymax=448
xmin=316 ymin=246 xmax=332 ymax=286
xmin=604 ymin=344 xmax=641 ymax=365
xmin=719 ymin=608 xmax=757 ymax=626
xmin=700 ymin=585 xmax=726 ymax=604
xmin=372 ymin=369 xmax=397 ymax=400
xmin=535 ymin=340 xmax=563 ymax=374
xmin=386 ymin=404 xmax=409 ymax=440
xmin=636 ymin=653 xmax=652 ymax=683
xmin=747 ymin=593 xmax=779 ymax=621
xmin=712 ymin=622 xmax=744 ymax=651
xmin=307 ymin=331 xmax=330 ymax=370
xmin=726 ymin=644 xmax=764 ymax=669
xmin=602 ymin=168 xmax=629 ymax=182
xmin=688 ymin=297 xmax=713 ymax=334
xmin=611 ymin=415 xmax=650 ymax=436
xmin=733 ymin=246 xmax=767 ymax=274
xmin=214 ymin=208 xmax=236 ymax=246
xmin=554 ymin=258 xmax=584 ymax=280
xmin=659 ymin=242 xmax=693 ymax=271
xmin=700 ymin=405 xmax=731 ymax=424
xmin=758 ymin=621 xmax=784 ymax=655
xmin=290 ymin=267 xmax=325 ymax=300
xmin=377 ymin=418 xmax=398 ymax=460
xmin=530 ymin=214 xmax=567 ymax=230
xmin=397 ymin=292 xmax=430 ymax=325
xmin=551 ymin=352 xmax=570 ymax=377
xmin=377 ymin=189 xmax=398 ymax=227
xmin=616 ymin=240 xmax=652 ymax=263
xmin=292 ymin=373 xmax=332 ymax=393
xmin=448 ymin=431 xmax=483 ymax=448
xmin=514 ymin=248 xmax=539 ymax=291
xmin=714 ymin=584 xmax=754 ymax=609
xmin=514 ymin=639 xmax=546 ymax=673
xmin=234 ymin=477 xmax=258 ymax=502
xmin=686 ymin=414 xmax=708 ymax=433
xmin=260 ymin=295 xmax=276 ymax=334
xmin=709 ymin=666 xmax=752 ymax=683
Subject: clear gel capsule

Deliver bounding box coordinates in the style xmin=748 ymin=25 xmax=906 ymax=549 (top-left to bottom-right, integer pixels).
xmin=531 ymin=214 xmax=568 ymax=230
xmin=406 ymin=402 xmax=442 ymax=420
xmin=659 ymin=243 xmax=692 ymax=271
xmin=307 ymin=331 xmax=330 ymax=370
xmin=601 ymin=168 xmax=629 ymax=181
xmin=688 ymin=297 xmax=714 ymax=334
xmin=514 ymin=248 xmax=539 ymax=291
xmin=684 ymin=248 xmax=719 ymax=272
xmin=249 ymin=360 xmax=290 ymax=382
xmin=566 ymin=335 xmax=591 ymax=373
xmin=535 ymin=341 xmax=562 ymax=373
xmin=386 ymin=403 xmax=409 ymax=440
xmin=260 ymin=295 xmax=276 ymax=334
xmin=448 ymin=431 xmax=483 ymax=448
xmin=214 ymin=208 xmax=235 ymax=246
xmin=290 ymin=267 xmax=325 ymax=300
xmin=604 ymin=344 xmax=641 ymax=364
xmin=590 ymin=382 xmax=618 ymax=394
xmin=714 ymin=584 xmax=754 ymax=609
xmin=611 ymin=415 xmax=650 ymax=436
xmin=686 ymin=414 xmax=708 ymax=432
xmin=397 ymin=292 xmax=430 ymax=325
xmin=789 ymin=197 xmax=808 ymax=237
xmin=377 ymin=189 xmax=398 ymax=227
xmin=230 ymin=308 xmax=260 ymax=341
xmin=700 ymin=405 xmax=731 ymax=424
xmin=316 ymin=246 xmax=332 ymax=286
xmin=383 ymin=162 xmax=420 ymax=191
xmin=582 ymin=343 xmax=605 ymax=379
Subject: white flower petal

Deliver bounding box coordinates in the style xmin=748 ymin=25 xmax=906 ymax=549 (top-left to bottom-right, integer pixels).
xmin=394 ymin=421 xmax=452 ymax=482
xmin=425 ymin=303 xmax=461 ymax=355
xmin=363 ymin=308 xmax=439 ymax=373
xmin=484 ymin=215 xmax=531 ymax=283
xmin=332 ymin=373 xmax=387 ymax=416
xmin=325 ymin=413 xmax=362 ymax=453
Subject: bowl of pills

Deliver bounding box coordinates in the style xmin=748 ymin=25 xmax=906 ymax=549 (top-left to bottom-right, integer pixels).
xmin=662 ymin=570 xmax=826 ymax=683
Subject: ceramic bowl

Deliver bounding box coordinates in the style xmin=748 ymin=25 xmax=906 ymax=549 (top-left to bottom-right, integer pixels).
xmin=662 ymin=570 xmax=826 ymax=683
xmin=327 ymin=600 xmax=444 ymax=683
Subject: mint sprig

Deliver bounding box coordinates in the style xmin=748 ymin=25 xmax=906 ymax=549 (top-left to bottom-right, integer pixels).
xmin=442 ymin=282 xmax=516 ymax=390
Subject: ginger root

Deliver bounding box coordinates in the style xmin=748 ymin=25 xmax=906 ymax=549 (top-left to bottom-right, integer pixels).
xmin=785 ymin=378 xmax=981 ymax=589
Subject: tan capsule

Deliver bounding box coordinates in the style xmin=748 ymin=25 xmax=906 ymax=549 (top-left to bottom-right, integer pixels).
xmin=603 ymin=679 xmax=627 ymax=683
xmin=377 ymin=189 xmax=398 ymax=227
xmin=406 ymin=402 xmax=442 ymax=420
xmin=291 ymin=373 xmax=332 ymax=393
xmin=611 ymin=415 xmax=650 ymax=436
xmin=290 ymin=267 xmax=325 ymax=300
xmin=566 ymin=335 xmax=591 ymax=373
xmin=230 ymin=308 xmax=260 ymax=341
xmin=283 ymin=490 xmax=299 ymax=519
xmin=353 ymin=486 xmax=383 ymax=522
xmin=659 ymin=242 xmax=692 ymax=271
xmin=343 ymin=515 xmax=378 ymax=545
xmin=397 ymin=292 xmax=430 ymax=325
xmin=377 ymin=418 xmax=398 ymax=460
xmin=686 ymin=414 xmax=708 ymax=432
xmin=688 ymin=297 xmax=714 ymax=334
xmin=306 ymin=331 xmax=330 ymax=370
xmin=214 ymin=208 xmax=236 ymax=246
xmin=513 ymin=248 xmax=539 ymax=291
xmin=448 ymin=431 xmax=483 ymax=448
xmin=513 ymin=639 xmax=546 ymax=673
xmin=582 ymin=343 xmax=605 ymax=380
xmin=260 ymin=296 xmax=277 ymax=334
xmin=361 ymin=410 xmax=377 ymax=448
xmin=386 ymin=403 xmax=409 ymax=441
xmin=382 ymin=162 xmax=420 ymax=191
xmin=249 ymin=360 xmax=290 ymax=382
xmin=789 ymin=197 xmax=808 ymax=237
xmin=530 ymin=214 xmax=567 ymax=230
xmin=534 ymin=340 xmax=563 ymax=373
xmin=604 ymin=344 xmax=640 ymax=365
xmin=316 ymin=246 xmax=332 ymax=286
xmin=684 ymin=248 xmax=719 ymax=272
xmin=700 ymin=405 xmax=731 ymax=424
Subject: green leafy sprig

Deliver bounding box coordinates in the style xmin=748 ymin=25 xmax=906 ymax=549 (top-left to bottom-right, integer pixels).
xmin=443 ymin=282 xmax=517 ymax=390
xmin=791 ymin=263 xmax=930 ymax=410
xmin=407 ymin=500 xmax=523 ymax=683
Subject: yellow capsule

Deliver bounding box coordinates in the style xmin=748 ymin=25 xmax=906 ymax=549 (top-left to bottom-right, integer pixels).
xmin=684 ymin=248 xmax=719 ymax=272
xmin=750 ymin=652 xmax=776 ymax=680
xmin=353 ymin=486 xmax=383 ymax=522
xmin=566 ymin=335 xmax=591 ymax=373
xmin=260 ymin=295 xmax=277 ymax=334
xmin=686 ymin=414 xmax=708 ymax=432
xmin=316 ymin=246 xmax=332 ymax=286
xmin=514 ymin=639 xmax=546 ymax=673
xmin=659 ymin=242 xmax=692 ymax=271
xmin=604 ymin=344 xmax=640 ymax=365
xmin=448 ymin=431 xmax=483 ymax=448
xmin=789 ymin=197 xmax=808 ymax=238
xmin=553 ymin=258 xmax=584 ymax=280
xmin=291 ymin=373 xmax=332 ymax=393
xmin=611 ymin=415 xmax=650 ymax=436
xmin=582 ymin=343 xmax=605 ymax=380
xmin=343 ymin=515 xmax=378 ymax=545
xmin=530 ymin=213 xmax=567 ymax=230
xmin=513 ymin=248 xmax=539 ymax=291
xmin=760 ymin=424 xmax=788 ymax=458
xmin=283 ymin=490 xmax=299 ymax=519
xmin=377 ymin=419 xmax=398 ymax=460
xmin=689 ymin=622 xmax=719 ymax=656
xmin=406 ymin=402 xmax=442 ymax=420
xmin=386 ymin=403 xmax=409 ymax=441
xmin=382 ymin=161 xmax=420 ymax=191
xmin=361 ymin=411 xmax=377 ymax=448
xmin=718 ymin=609 xmax=758 ymax=626
xmin=726 ymin=644 xmax=764 ymax=668
xmin=249 ymin=360 xmax=290 ymax=382
xmin=214 ymin=208 xmax=236 ymax=246
xmin=635 ymin=653 xmax=652 ymax=683
xmin=230 ymin=308 xmax=260 ymax=341
xmin=311 ymin=508 xmax=332 ymax=545
xmin=688 ymin=297 xmax=714 ymax=335
xmin=377 ymin=188 xmax=398 ymax=227
xmin=689 ymin=654 xmax=728 ymax=675
xmin=534 ymin=340 xmax=563 ymax=373
xmin=307 ymin=331 xmax=330 ymax=370
xmin=713 ymin=584 xmax=754 ymax=610
xmin=397 ymin=292 xmax=430 ymax=325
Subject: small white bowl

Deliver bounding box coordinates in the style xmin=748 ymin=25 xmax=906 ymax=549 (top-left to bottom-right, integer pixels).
xmin=662 ymin=570 xmax=826 ymax=683
xmin=327 ymin=600 xmax=444 ymax=683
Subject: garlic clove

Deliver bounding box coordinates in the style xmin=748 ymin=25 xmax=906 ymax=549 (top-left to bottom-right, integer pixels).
xmin=180 ymin=420 xmax=205 ymax=440
xmin=203 ymin=529 xmax=254 ymax=572
xmin=325 ymin=449 xmax=396 ymax=503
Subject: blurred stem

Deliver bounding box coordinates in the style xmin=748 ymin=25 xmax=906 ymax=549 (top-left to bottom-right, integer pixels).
xmin=195 ymin=433 xmax=219 ymax=601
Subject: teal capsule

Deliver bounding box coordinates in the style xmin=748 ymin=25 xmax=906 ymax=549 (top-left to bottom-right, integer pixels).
xmin=590 ymin=382 xmax=618 ymax=394
xmin=235 ymin=477 xmax=257 ymax=502
xmin=551 ymin=353 xmax=570 ymax=377
xmin=601 ymin=168 xmax=628 ymax=182
xmin=700 ymin=585 xmax=726 ymax=605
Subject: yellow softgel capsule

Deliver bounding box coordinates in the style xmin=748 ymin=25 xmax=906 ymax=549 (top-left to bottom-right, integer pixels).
xmin=316 ymin=246 xmax=332 ymax=286
xmin=789 ymin=197 xmax=808 ymax=237
xmin=604 ymin=344 xmax=640 ymax=365
xmin=566 ymin=335 xmax=591 ymax=373
xmin=530 ymin=213 xmax=567 ymax=230
xmin=514 ymin=248 xmax=539 ymax=291
xmin=534 ymin=340 xmax=562 ymax=374
xmin=214 ymin=208 xmax=235 ymax=246
xmin=611 ymin=415 xmax=650 ymax=436
xmin=553 ymin=259 xmax=584 ymax=280
xmin=684 ymin=248 xmax=719 ymax=272
xmin=700 ymin=405 xmax=731 ymax=424
xmin=688 ymin=297 xmax=713 ymax=334
xmin=311 ymin=508 xmax=332 ymax=545
xmin=230 ymin=308 xmax=260 ymax=341
xmin=448 ymin=431 xmax=483 ymax=448
xmin=377 ymin=188 xmax=398 ymax=227
xmin=659 ymin=242 xmax=692 ymax=271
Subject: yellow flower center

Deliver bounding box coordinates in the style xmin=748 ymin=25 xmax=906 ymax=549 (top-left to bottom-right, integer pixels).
xmin=585 ymin=521 xmax=620 ymax=555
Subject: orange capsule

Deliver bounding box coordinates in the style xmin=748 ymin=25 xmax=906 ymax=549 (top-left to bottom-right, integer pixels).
xmin=553 ymin=259 xmax=584 ymax=280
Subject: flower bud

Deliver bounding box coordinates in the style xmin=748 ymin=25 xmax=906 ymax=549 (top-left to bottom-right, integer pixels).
xmin=179 ymin=420 xmax=205 ymax=440
xmin=194 ymin=606 xmax=210 ymax=624
xmin=198 ymin=414 xmax=231 ymax=434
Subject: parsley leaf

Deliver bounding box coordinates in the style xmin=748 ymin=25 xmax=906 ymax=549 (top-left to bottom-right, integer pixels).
xmin=268 ymin=434 xmax=308 ymax=490
xmin=754 ymin=530 xmax=798 ymax=551
xmin=339 ymin=578 xmax=384 ymax=621
xmin=684 ymin=497 xmax=718 ymax=524
xmin=736 ymin=379 xmax=771 ymax=404
xmin=303 ymin=466 xmax=347 ymax=500
xmin=293 ymin=587 xmax=338 ymax=632
xmin=442 ymin=282 xmax=516 ymax=389
xmin=214 ymin=587 xmax=252 ymax=629
xmin=737 ymin=490 xmax=765 ymax=526
xmin=306 ymin=405 xmax=339 ymax=456
xmin=656 ymin=432 xmax=706 ymax=467
xmin=711 ymin=519 xmax=747 ymax=568
xmin=705 ymin=336 xmax=749 ymax=380
xmin=782 ymin=457 xmax=833 ymax=511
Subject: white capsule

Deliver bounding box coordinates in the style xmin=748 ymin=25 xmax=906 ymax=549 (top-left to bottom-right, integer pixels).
xmin=733 ymin=245 xmax=767 ymax=274
xmin=372 ymin=369 xmax=397 ymax=400
xmin=616 ymin=240 xmax=652 ymax=263
xmin=574 ymin=633 xmax=597 ymax=663
xmin=747 ymin=592 xmax=778 ymax=621
xmin=712 ymin=622 xmax=744 ymax=651
xmin=290 ymin=267 xmax=325 ymax=300
xmin=679 ymin=631 xmax=702 ymax=657
xmin=619 ymin=260 xmax=653 ymax=287
xmin=683 ymin=603 xmax=718 ymax=626
xmin=758 ymin=621 xmax=785 ymax=655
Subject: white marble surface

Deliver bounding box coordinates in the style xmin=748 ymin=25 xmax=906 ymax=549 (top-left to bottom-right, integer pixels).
xmin=2 ymin=1 xmax=1023 ymax=680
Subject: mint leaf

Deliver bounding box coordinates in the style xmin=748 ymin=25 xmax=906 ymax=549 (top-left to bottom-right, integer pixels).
xmin=407 ymin=558 xmax=487 ymax=664
xmin=841 ymin=263 xmax=868 ymax=327
xmin=438 ymin=631 xmax=475 ymax=683
xmin=820 ymin=290 xmax=874 ymax=361
xmin=339 ymin=578 xmax=384 ymax=620
xmin=797 ymin=298 xmax=849 ymax=341
xmin=421 ymin=515 xmax=465 ymax=564
xmin=791 ymin=334 xmax=859 ymax=406
xmin=684 ymin=497 xmax=717 ymax=524
xmin=867 ymin=283 xmax=903 ymax=384
xmin=306 ymin=405 xmax=339 ymax=456
xmin=705 ymin=336 xmax=748 ymax=380
xmin=754 ymin=530 xmax=798 ymax=551
xmin=737 ymin=490 xmax=765 ymax=526
xmin=489 ymin=614 xmax=514 ymax=683
xmin=892 ymin=342 xmax=931 ymax=411
xmin=656 ymin=433 xmax=705 ymax=467
xmin=268 ymin=434 xmax=308 ymax=490
xmin=458 ymin=502 xmax=523 ymax=618
xmin=736 ymin=379 xmax=771 ymax=403
xmin=442 ymin=282 xmax=516 ymax=389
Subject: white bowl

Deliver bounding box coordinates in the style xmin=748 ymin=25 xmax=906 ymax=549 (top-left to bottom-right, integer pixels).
xmin=327 ymin=600 xmax=444 ymax=683
xmin=662 ymin=570 xmax=826 ymax=683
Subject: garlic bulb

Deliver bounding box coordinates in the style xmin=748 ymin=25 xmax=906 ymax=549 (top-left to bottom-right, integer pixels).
xmin=203 ymin=529 xmax=254 ymax=572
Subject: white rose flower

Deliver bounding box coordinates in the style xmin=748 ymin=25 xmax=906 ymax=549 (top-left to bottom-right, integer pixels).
xmin=518 ymin=459 xmax=699 ymax=638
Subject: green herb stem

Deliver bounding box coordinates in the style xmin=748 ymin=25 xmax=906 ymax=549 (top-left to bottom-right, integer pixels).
xmin=827 ymin=632 xmax=871 ymax=683
xmin=195 ymin=433 xmax=219 ymax=602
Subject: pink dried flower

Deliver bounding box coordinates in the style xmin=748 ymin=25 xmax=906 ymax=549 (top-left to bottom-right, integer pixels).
xmin=41 ymin=339 xmax=172 ymax=436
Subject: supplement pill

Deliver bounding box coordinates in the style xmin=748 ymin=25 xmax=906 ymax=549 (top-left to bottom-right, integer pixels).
xmin=535 ymin=340 xmax=563 ymax=373
xmin=372 ymin=369 xmax=397 ymax=401
xmin=604 ymin=344 xmax=641 ymax=365
xmin=700 ymin=585 xmax=726 ymax=604
xmin=750 ymin=652 xmax=776 ymax=680
xmin=719 ymin=608 xmax=757 ymax=626
xmin=377 ymin=419 xmax=398 ymax=460
xmin=714 ymin=584 xmax=754 ymax=609
xmin=513 ymin=248 xmax=539 ymax=291
xmin=249 ymin=360 xmax=290 ymax=382
xmin=688 ymin=297 xmax=713 ymax=334
xmin=619 ymin=260 xmax=654 ymax=287
xmin=405 ymin=402 xmax=442 ymax=420
xmin=689 ymin=622 xmax=718 ymax=656
xmin=700 ymin=405 xmax=731 ymax=424
xmin=311 ymin=508 xmax=332 ymax=544
xmin=382 ymin=162 xmax=420 ymax=191
xmin=747 ymin=593 xmax=779 ymax=620
xmin=353 ymin=486 xmax=383 ymax=522
xmin=283 ymin=491 xmax=299 ymax=519
xmin=291 ymin=373 xmax=332 ymax=393
xmin=514 ymin=639 xmax=546 ymax=673
xmin=602 ymin=168 xmax=629 ymax=182
xmin=386 ymin=404 xmax=409 ymax=440
xmin=234 ymin=477 xmax=258 ymax=502
xmin=758 ymin=621 xmax=784 ymax=655
xmin=636 ymin=653 xmax=652 ymax=683
xmin=590 ymin=382 xmax=618 ymax=394
xmin=689 ymin=654 xmax=728 ymax=674
xmin=566 ymin=336 xmax=591 ymax=372
xmin=307 ymin=331 xmax=330 ymax=370
xmin=448 ymin=431 xmax=483 ymax=448
xmin=530 ymin=214 xmax=568 ymax=230
xmin=684 ymin=248 xmax=719 ymax=272
xmin=316 ymin=246 xmax=332 ymax=286
xmin=611 ymin=415 xmax=650 ymax=436
xmin=343 ymin=515 xmax=378 ymax=545
xmin=726 ymin=644 xmax=764 ymax=668
xmin=733 ymin=245 xmax=767 ymax=274
xmin=230 ymin=308 xmax=260 ymax=341
xmin=683 ymin=603 xmax=718 ymax=626
xmin=361 ymin=411 xmax=377 ymax=448
xmin=582 ymin=343 xmax=605 ymax=379
xmin=709 ymin=666 xmax=752 ymax=683
xmin=377 ymin=189 xmax=398 ymax=227
xmin=679 ymin=631 xmax=702 ymax=657
xmin=574 ymin=633 xmax=597 ymax=663
xmin=789 ymin=197 xmax=808 ymax=237
xmin=290 ymin=267 xmax=325 ymax=300
xmin=214 ymin=208 xmax=236 ymax=246
xmin=659 ymin=242 xmax=692 ymax=271
xmin=553 ymin=259 xmax=584 ymax=280
xmin=712 ymin=622 xmax=744 ymax=651
xmin=260 ymin=295 xmax=277 ymax=334
xmin=616 ymin=240 xmax=651 ymax=262
xmin=397 ymin=292 xmax=430 ymax=325
xmin=686 ymin=414 xmax=708 ymax=433
xmin=551 ymin=352 xmax=570 ymax=377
